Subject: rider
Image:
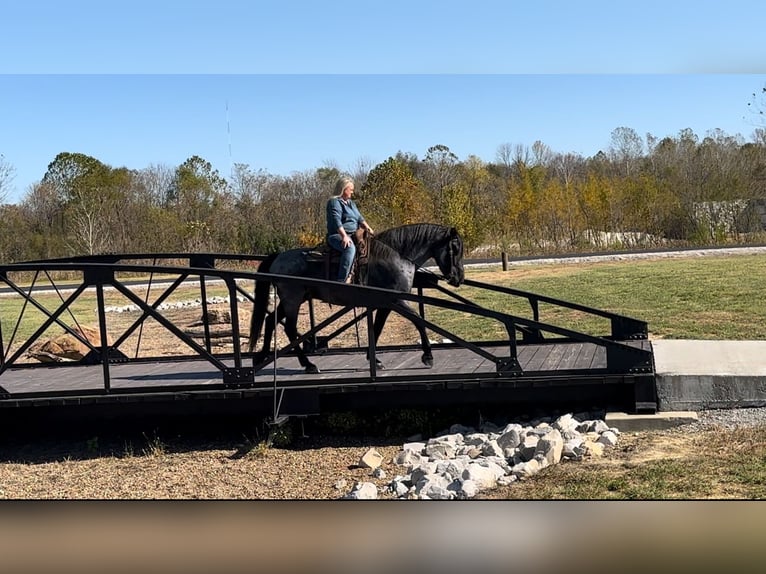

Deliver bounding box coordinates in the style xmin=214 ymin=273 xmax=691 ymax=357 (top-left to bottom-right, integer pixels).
xmin=326 ymin=175 xmax=374 ymax=282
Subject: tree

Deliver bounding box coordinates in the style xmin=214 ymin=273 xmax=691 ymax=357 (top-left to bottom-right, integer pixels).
xmin=136 ymin=163 xmax=175 ymax=208
xmin=747 ymin=84 xmax=765 ymax=126
xmin=0 ymin=204 xmax=32 ymax=261
xmin=20 ymin=181 xmax=65 ymax=259
xmin=0 ymin=154 xmax=15 ymax=204
xmin=456 ymin=155 xmax=497 ymax=250
xmin=167 ymin=156 xmax=228 ymax=251
xmin=362 ymin=157 xmax=432 ymax=228
xmin=42 ymin=152 xmax=109 ymax=203
xmin=531 ymin=140 xmax=553 ymax=167
xmin=609 ymin=127 xmax=644 ymax=177
xmin=420 ymin=144 xmax=459 ymax=218
xmin=41 ymin=152 xmax=120 ymax=254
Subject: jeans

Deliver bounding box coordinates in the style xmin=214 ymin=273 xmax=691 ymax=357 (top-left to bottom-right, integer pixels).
xmin=327 ymin=234 xmax=356 ymax=281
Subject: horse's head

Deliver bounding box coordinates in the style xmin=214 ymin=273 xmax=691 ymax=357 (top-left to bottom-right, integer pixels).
xmin=434 ymin=227 xmax=465 ymax=287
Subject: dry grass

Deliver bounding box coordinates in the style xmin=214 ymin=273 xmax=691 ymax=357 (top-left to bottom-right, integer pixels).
xmin=1 ymin=417 xmax=764 ymax=499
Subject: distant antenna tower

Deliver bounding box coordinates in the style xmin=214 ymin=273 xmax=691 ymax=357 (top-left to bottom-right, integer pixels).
xmin=226 ymin=100 xmax=233 ymax=177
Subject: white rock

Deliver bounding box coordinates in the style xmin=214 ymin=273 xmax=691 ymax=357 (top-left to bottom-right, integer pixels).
xmin=481 ymin=439 xmax=504 ymax=458
xmin=463 ymin=432 xmax=490 ymax=447
xmin=535 ymin=429 xmax=564 ymax=466
xmin=415 ymin=474 xmax=454 ymax=499
xmin=371 ymin=467 xmax=387 ymax=479
xmin=455 ymin=479 xmax=479 ymax=499
xmin=359 ymin=448 xmax=384 ymax=469
xmin=394 ymin=449 xmax=425 ymax=468
xmin=402 ymin=441 xmax=426 ymax=454
xmin=552 ymin=413 xmax=579 ymax=432
xmin=425 ymin=442 xmax=456 ymax=460
xmin=511 ymin=458 xmax=541 ymax=479
xmin=496 ymin=427 xmax=521 ymax=450
xmin=597 ymin=430 xmax=619 ymax=448
xmin=462 ymin=463 xmax=498 ymax=490
xmin=345 ymin=482 xmax=378 ymax=500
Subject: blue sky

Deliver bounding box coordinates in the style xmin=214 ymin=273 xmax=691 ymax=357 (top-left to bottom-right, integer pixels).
xmin=2 ymin=1 xmax=766 ymax=203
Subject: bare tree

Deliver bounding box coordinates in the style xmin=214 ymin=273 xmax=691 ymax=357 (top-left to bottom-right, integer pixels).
xmin=747 ymin=84 xmax=765 ymax=126
xmin=349 ymin=155 xmax=374 ymax=190
xmin=421 ymin=144 xmax=459 ymax=217
xmin=495 ymin=143 xmax=515 ymax=177
xmin=67 ymin=187 xmax=113 ymax=255
xmin=136 ymin=163 xmax=175 ymax=207
xmin=609 ymin=127 xmax=644 ymax=177
xmin=0 ymin=154 xmax=16 ymax=204
xmin=230 ymin=163 xmax=274 ymax=205
xmin=531 ymin=140 xmax=553 ymax=167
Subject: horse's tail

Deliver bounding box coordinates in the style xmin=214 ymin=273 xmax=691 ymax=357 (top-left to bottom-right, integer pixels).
xmin=248 ymin=253 xmax=278 ymax=353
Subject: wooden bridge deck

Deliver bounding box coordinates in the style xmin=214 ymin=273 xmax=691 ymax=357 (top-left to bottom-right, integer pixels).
xmin=0 ymin=340 xmax=653 ymax=412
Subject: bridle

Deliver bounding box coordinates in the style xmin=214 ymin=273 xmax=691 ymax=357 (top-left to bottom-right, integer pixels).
xmin=439 ymin=235 xmax=463 ymax=287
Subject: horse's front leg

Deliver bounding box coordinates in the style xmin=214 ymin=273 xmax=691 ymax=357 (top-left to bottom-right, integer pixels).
xmin=394 ymin=301 xmax=433 ymax=368
xmin=367 ymin=308 xmax=388 ymax=370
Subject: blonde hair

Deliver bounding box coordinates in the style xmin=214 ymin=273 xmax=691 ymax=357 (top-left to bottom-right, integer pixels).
xmin=333 ymin=175 xmax=355 ymax=197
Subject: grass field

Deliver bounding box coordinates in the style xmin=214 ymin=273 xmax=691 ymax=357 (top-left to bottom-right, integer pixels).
xmin=456 ymin=251 xmax=766 ymax=340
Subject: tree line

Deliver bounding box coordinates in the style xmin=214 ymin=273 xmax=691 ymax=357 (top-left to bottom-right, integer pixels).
xmin=1 ymin=125 xmax=765 ymax=264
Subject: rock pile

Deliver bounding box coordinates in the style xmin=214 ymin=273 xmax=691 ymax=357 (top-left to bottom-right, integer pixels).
xmin=26 ymin=325 xmax=112 ymax=363
xmin=103 ymin=295 xmax=248 ymax=314
xmin=344 ymin=413 xmax=620 ymax=500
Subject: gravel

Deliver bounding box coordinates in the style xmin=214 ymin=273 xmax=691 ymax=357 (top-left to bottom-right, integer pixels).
xmin=676 ymin=406 xmax=766 ymax=431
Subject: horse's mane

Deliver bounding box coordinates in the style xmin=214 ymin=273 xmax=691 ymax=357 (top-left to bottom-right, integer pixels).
xmin=373 ymin=223 xmax=448 ymax=254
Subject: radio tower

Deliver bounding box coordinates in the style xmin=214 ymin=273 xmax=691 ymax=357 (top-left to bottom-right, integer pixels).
xmin=226 ymin=100 xmax=233 ymax=178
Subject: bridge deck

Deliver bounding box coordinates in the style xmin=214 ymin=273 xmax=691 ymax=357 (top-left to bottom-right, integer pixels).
xmin=0 ymin=340 xmax=653 ymax=413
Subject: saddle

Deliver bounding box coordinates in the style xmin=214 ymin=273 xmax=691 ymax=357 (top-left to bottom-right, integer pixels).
xmin=307 ymin=227 xmax=370 ymax=284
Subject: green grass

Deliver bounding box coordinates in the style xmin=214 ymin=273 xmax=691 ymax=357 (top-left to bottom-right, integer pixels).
xmin=429 ymin=253 xmax=766 ymax=341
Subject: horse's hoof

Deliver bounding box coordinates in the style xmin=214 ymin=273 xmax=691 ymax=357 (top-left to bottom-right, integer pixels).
xmin=422 ymin=355 xmax=434 ymax=368
xmin=305 ymin=364 xmax=320 ymax=374
xmin=376 ymin=360 xmax=385 ymax=370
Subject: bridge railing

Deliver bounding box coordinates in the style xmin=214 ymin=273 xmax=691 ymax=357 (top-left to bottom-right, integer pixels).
xmin=0 ymin=258 xmax=269 ymax=386
xmin=0 ymin=256 xmax=653 ymax=399
xmin=250 ymin=270 xmax=653 ymax=377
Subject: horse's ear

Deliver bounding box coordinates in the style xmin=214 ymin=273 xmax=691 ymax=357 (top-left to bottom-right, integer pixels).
xmin=450 ymin=227 xmax=459 ymax=239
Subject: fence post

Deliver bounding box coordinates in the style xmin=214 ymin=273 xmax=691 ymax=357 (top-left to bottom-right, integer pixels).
xmin=501 ymin=252 xmax=508 ymax=271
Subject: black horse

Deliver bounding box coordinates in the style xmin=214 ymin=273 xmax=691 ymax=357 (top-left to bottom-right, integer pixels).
xmin=248 ymin=223 xmax=465 ymax=373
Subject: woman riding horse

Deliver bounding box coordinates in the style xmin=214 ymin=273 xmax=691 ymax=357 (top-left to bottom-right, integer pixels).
xmin=249 ymin=222 xmax=465 ymax=374
xmin=326 ymin=175 xmax=374 ymax=283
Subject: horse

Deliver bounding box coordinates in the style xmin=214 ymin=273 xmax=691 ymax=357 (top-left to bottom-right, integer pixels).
xmin=248 ymin=223 xmax=465 ymax=373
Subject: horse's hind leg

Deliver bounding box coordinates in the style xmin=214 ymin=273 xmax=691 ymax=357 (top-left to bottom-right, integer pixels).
xmin=253 ymin=306 xmax=279 ymax=366
xmin=281 ymin=303 xmax=320 ymax=374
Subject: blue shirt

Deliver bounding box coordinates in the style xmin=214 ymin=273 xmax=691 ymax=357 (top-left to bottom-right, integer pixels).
xmin=326 ymin=197 xmax=366 ymax=236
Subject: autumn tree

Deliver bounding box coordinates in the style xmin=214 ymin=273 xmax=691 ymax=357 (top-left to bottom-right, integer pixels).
xmin=453 ymin=155 xmax=497 ymax=250
xmin=362 ymin=157 xmax=432 ymax=229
